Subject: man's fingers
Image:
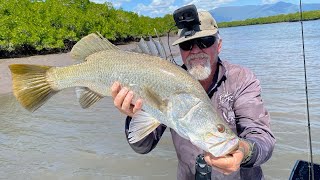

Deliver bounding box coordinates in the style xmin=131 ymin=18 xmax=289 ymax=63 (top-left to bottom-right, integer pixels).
xmin=122 ymin=91 xmax=134 ymax=112
xmin=232 ymin=150 xmax=244 ymax=166
xmin=113 ymin=87 xmax=129 ymax=108
xmin=111 ymin=82 xmax=142 ymax=117
xmin=133 ymin=99 xmax=143 ymax=114
xmin=204 ymin=151 xmax=242 ymax=173
xmin=111 ymin=82 xmax=121 ymax=99
xmin=204 ymin=153 xmax=213 ymax=165
xmin=210 ymin=155 xmax=233 ymax=169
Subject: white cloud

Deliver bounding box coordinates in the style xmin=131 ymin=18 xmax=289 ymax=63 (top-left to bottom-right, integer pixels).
xmin=91 ymin=0 xmax=238 ymax=17
xmin=183 ymin=0 xmax=236 ymax=10
xmin=136 ymin=0 xmax=236 ymax=17
xmin=262 ymin=0 xmax=279 ymax=4
xmin=134 ymin=0 xmax=177 ymax=17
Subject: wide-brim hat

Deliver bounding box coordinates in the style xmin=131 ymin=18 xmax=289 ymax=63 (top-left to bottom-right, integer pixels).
xmin=172 ymin=11 xmax=219 ymax=46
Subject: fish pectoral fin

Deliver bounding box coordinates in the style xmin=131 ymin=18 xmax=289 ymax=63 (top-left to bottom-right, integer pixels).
xmin=70 ymin=32 xmax=120 ymax=64
xmin=143 ymin=87 xmax=168 ymax=114
xmin=76 ymin=87 xmax=103 ymax=109
xmin=128 ymin=110 xmax=161 ymax=144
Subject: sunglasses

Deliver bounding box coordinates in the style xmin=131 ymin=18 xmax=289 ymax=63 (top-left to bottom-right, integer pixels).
xmin=179 ymin=36 xmax=216 ymax=51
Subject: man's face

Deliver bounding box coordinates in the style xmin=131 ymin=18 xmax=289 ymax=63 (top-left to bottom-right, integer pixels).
xmin=180 ymin=35 xmax=221 ymax=80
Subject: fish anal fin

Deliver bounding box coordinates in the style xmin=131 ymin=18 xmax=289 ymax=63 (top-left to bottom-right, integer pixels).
xmin=128 ymin=111 xmax=161 ymax=143
xmin=76 ymin=87 xmax=103 ymax=109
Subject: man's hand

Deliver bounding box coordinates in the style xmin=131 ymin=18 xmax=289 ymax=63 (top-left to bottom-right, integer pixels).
xmin=111 ymin=82 xmax=143 ymax=117
xmin=204 ymin=140 xmax=250 ymax=175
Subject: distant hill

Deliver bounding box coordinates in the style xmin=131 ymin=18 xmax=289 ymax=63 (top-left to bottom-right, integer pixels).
xmin=210 ymin=1 xmax=320 ymax=22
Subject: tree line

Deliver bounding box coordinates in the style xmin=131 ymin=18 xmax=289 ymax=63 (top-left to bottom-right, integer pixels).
xmin=0 ymin=0 xmax=319 ymax=58
xmin=219 ymin=10 xmax=320 ymax=27
xmin=0 ymin=0 xmax=174 ymax=57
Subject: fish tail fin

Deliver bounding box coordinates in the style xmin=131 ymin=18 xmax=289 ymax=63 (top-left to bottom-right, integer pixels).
xmin=9 ymin=64 xmax=57 ymax=112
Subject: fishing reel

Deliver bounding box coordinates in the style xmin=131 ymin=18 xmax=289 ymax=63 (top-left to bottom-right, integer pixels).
xmin=173 ymin=4 xmax=201 ymax=37
xmin=195 ymin=154 xmax=212 ymax=180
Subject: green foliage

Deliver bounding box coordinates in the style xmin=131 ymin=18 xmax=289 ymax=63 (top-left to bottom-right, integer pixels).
xmin=218 ymin=10 xmax=320 ymax=28
xmin=0 ymin=0 xmax=175 ymax=54
xmin=1 ymin=0 xmax=319 ymax=55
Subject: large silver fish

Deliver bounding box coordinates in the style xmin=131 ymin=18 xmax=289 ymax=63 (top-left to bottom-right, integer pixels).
xmin=9 ymin=33 xmax=239 ymax=157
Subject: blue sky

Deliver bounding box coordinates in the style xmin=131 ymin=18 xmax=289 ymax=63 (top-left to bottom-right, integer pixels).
xmin=90 ymin=0 xmax=319 ymax=17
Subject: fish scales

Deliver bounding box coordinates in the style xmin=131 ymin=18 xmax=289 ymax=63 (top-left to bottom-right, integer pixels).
xmin=49 ymin=50 xmax=207 ymax=102
xmin=9 ymin=33 xmax=239 ymax=157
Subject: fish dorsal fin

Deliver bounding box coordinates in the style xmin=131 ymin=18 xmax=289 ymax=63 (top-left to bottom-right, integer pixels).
xmin=143 ymin=86 xmax=168 ymax=114
xmin=136 ymin=38 xmax=151 ymax=55
xmin=70 ymin=32 xmax=120 ymax=63
xmin=151 ymin=37 xmax=166 ymax=59
xmin=130 ymin=37 xmax=167 ymax=60
xmin=76 ymin=87 xmax=103 ymax=109
xmin=146 ymin=36 xmax=159 ymax=56
xmin=128 ymin=110 xmax=161 ymax=143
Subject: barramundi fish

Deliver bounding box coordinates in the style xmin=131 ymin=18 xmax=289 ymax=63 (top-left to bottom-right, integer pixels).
xmin=9 ymin=33 xmax=239 ymax=157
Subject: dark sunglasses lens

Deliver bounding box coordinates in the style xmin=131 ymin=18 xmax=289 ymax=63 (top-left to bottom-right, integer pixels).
xmin=179 ymin=36 xmax=216 ymax=50
xmin=179 ymin=41 xmax=193 ymax=50
xmin=197 ymin=36 xmax=216 ymax=49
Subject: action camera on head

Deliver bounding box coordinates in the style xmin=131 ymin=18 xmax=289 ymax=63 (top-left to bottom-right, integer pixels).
xmin=173 ymin=4 xmax=201 ymax=37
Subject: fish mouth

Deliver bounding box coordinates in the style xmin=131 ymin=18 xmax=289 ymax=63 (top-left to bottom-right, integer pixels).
xmin=227 ymin=137 xmax=240 ymax=153
xmin=206 ymin=137 xmax=240 ymax=157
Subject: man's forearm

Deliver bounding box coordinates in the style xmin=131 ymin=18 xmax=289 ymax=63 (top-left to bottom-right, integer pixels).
xmin=241 ymin=131 xmax=275 ymax=168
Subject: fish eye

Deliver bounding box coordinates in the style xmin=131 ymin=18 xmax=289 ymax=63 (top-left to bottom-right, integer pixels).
xmin=216 ymin=124 xmax=225 ymax=133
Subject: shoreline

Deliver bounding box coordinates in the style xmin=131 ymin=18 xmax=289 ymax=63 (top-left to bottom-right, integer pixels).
xmin=0 ymin=36 xmax=180 ymax=95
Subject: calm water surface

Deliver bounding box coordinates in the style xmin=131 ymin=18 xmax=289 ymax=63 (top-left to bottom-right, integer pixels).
xmin=219 ymin=20 xmax=320 ymax=179
xmin=1 ymin=20 xmax=319 ymax=180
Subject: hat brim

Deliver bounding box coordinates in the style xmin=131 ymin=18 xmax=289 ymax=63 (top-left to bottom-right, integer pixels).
xmin=172 ymin=29 xmax=218 ymax=46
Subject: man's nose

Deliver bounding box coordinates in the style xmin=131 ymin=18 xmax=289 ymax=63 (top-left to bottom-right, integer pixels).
xmin=190 ymin=44 xmax=202 ymax=53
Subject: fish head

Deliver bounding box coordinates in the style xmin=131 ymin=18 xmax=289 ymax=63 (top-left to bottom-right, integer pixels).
xmin=183 ymin=101 xmax=239 ymax=157
xmin=168 ymin=93 xmax=239 ymax=157
xmin=203 ymin=126 xmax=239 ymax=157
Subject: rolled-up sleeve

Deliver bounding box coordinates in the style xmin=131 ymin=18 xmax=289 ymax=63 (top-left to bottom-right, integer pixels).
xmin=125 ymin=116 xmax=167 ymax=154
xmin=233 ymin=68 xmax=276 ymax=168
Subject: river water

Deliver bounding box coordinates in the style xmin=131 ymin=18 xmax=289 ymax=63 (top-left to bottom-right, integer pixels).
xmin=0 ymin=20 xmax=319 ymax=179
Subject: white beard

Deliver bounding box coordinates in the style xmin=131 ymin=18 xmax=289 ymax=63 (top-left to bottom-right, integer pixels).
xmin=186 ymin=53 xmax=212 ymax=80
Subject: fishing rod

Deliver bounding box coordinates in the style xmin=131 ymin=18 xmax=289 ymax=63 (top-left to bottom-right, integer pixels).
xmin=167 ymin=25 xmax=178 ymax=65
xmin=298 ymin=0 xmax=314 ymax=179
